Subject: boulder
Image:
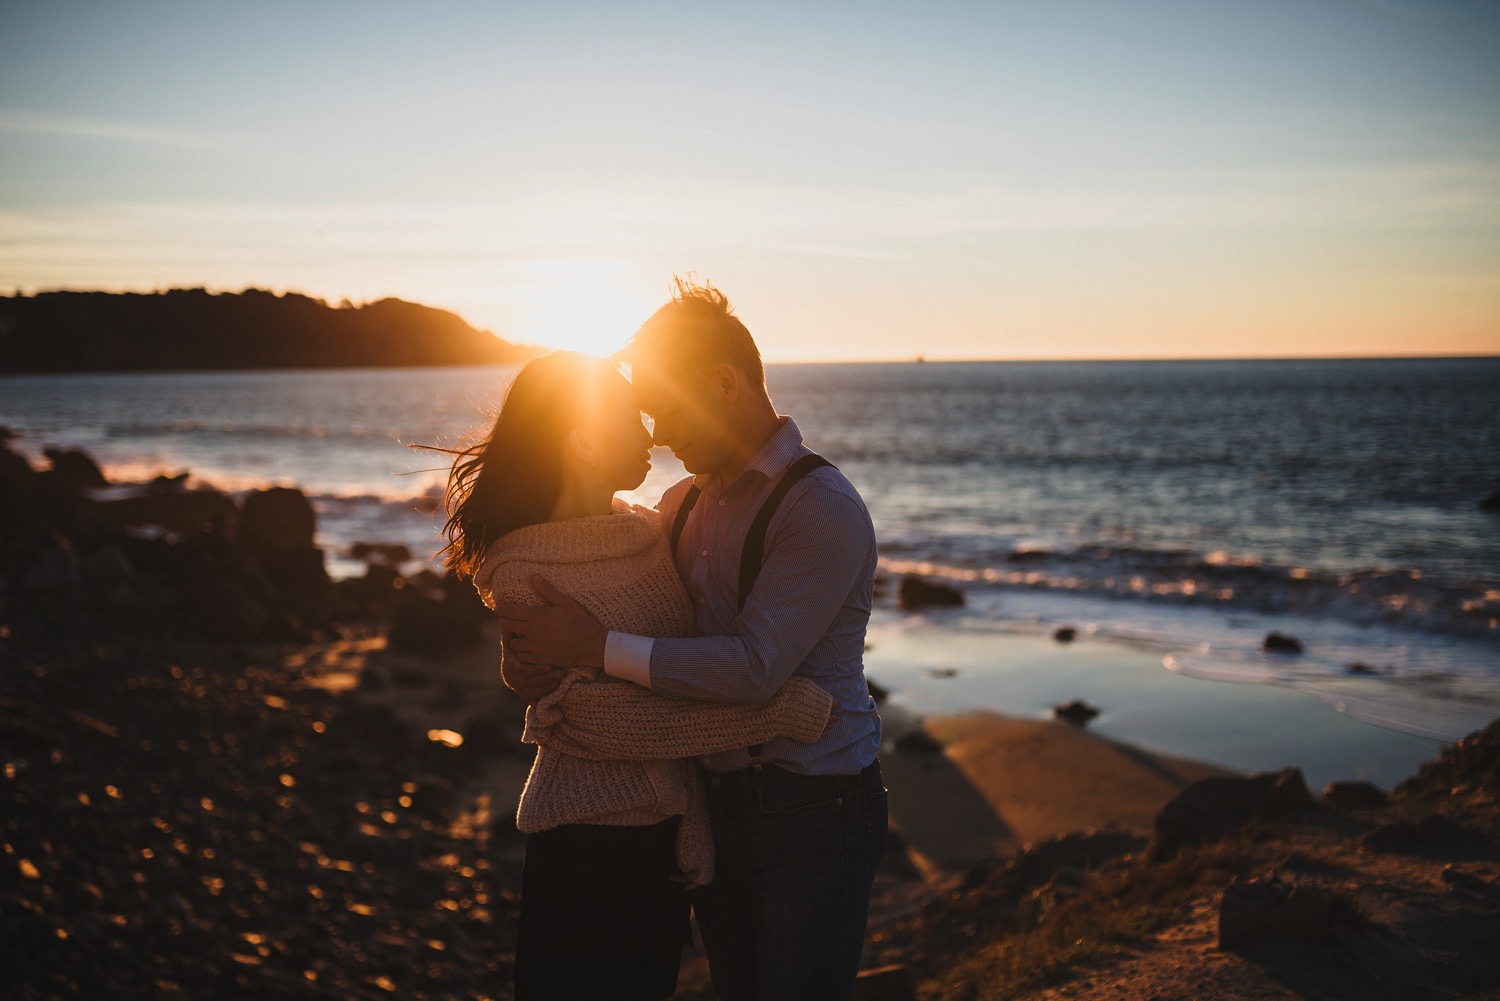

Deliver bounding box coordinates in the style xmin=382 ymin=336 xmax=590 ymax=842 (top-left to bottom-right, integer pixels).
xmin=1262 ymin=631 xmax=1304 ymax=654
xmin=88 ymin=489 xmax=236 ymax=534
xmin=1395 ymin=717 xmax=1500 ymax=801
xmin=236 ymin=487 xmax=327 ymax=601
xmin=1322 ymin=780 xmax=1388 ymax=810
xmin=1359 ymin=815 xmax=1480 ymax=855
xmin=898 ymin=575 xmax=964 ymax=611
xmin=1053 ymin=626 xmax=1077 ymax=643
xmin=1479 ymin=490 xmax=1500 ymax=512
xmin=239 ymin=487 xmax=317 ymax=549
xmin=41 ymin=446 xmax=107 ymax=493
xmin=1218 ymin=874 xmax=1334 ymax=949
xmin=348 ymin=542 xmax=413 ymax=565
xmin=1150 ymin=768 xmax=1315 ymax=860
xmin=1053 ymin=699 xmax=1099 ymax=727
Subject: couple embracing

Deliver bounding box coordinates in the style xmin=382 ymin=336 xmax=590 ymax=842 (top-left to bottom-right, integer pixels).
xmin=442 ymin=281 xmax=887 ymax=1000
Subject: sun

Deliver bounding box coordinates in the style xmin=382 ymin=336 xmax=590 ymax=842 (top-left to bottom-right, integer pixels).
xmin=512 ymin=259 xmax=656 ymax=359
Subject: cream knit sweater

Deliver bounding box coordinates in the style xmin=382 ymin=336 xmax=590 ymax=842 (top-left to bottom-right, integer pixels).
xmin=473 ymin=499 xmax=834 ymax=884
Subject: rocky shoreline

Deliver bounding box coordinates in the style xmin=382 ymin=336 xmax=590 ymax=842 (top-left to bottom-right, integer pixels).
xmin=4 ymin=438 xmax=1498 ymax=1000
xmin=2 ymin=435 xmax=536 ymax=998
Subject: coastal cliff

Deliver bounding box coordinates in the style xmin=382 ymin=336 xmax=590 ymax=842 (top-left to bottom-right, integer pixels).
xmin=0 ymin=289 xmax=542 ymax=373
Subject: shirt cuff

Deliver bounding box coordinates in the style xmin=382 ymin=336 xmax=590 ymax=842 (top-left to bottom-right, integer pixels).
xmin=603 ymin=631 xmax=654 ymax=688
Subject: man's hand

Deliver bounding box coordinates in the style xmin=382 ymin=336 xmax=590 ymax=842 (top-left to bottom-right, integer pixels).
xmin=499 ymin=644 xmax=562 ymax=704
xmin=495 ymin=575 xmax=609 ymax=671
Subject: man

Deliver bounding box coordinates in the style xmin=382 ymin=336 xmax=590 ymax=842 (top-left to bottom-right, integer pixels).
xmin=497 ymin=280 xmax=886 ymax=1001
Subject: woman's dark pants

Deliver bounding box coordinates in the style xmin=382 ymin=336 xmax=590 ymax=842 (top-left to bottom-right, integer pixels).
xmin=513 ymin=818 xmax=689 ymax=1000
xmin=692 ymin=760 xmax=888 ymax=1001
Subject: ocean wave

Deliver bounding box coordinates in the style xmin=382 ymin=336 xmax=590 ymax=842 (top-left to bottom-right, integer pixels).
xmin=880 ymin=543 xmax=1500 ymax=641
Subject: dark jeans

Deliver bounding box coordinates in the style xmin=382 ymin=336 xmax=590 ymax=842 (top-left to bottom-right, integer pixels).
xmin=693 ymin=759 xmax=888 ymax=1001
xmin=514 ymin=818 xmax=690 ymax=1001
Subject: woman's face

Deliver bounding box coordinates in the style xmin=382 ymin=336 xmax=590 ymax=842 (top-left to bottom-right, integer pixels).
xmin=588 ymin=379 xmax=654 ymax=493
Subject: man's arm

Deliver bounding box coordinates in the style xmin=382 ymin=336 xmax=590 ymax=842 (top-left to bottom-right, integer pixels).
xmin=497 ymin=479 xmax=875 ymax=705
xmin=496 ymin=579 xmax=607 ymax=672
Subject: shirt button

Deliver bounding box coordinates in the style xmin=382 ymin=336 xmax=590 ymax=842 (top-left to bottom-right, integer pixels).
xmin=700 ymin=549 xmax=709 ymax=557
xmin=698 ymin=597 xmax=707 ymax=606
xmin=717 ymin=498 xmax=726 ymax=506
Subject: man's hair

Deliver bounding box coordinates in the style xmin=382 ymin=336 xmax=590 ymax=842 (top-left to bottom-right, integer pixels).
xmin=619 ymin=277 xmax=764 ymax=387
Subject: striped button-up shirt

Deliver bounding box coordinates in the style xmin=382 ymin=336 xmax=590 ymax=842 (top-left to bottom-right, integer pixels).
xmin=648 ymin=417 xmax=881 ymax=776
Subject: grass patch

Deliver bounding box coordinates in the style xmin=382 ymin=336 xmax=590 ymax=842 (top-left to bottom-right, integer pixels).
xmin=920 ymin=839 xmax=1253 ymax=1000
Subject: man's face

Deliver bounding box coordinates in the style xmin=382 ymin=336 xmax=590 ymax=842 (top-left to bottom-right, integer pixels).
xmin=632 ymin=366 xmax=732 ymax=475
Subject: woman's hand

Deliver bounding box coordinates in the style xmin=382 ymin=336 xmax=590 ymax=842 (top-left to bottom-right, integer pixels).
xmin=499 ymin=644 xmax=563 ymax=704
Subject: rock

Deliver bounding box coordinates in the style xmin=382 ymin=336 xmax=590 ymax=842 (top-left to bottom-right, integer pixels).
xmin=1395 ymin=717 xmax=1500 ymax=801
xmin=865 ymin=678 xmax=890 ymax=704
xmin=1479 ymin=490 xmax=1500 ymax=512
xmin=1218 ymin=874 xmax=1334 ymax=949
xmin=999 ymin=829 xmax=1146 ymax=896
xmin=1007 ymin=548 xmax=1053 ymax=563
xmin=1053 ymin=699 xmax=1099 ymax=726
xmin=147 ymin=471 xmax=191 ymax=492
xmin=1360 ymin=815 xmax=1479 ymax=855
xmin=926 ymin=667 xmax=958 ymax=679
xmin=1322 ymin=780 xmax=1388 ymax=810
xmin=89 ymin=489 xmax=236 ymax=534
xmin=236 ymin=487 xmax=328 ymax=605
xmin=898 ymin=575 xmax=964 ymax=611
xmin=239 ymin=487 xmax=317 ymax=550
xmin=42 ymin=446 xmax=107 ymax=492
xmin=1052 ymin=626 xmax=1077 ymax=643
xmin=1262 ymin=631 xmax=1304 ymax=654
xmin=893 ymin=730 xmax=944 ymax=756
xmin=1345 ymin=661 xmax=1379 ymax=675
xmin=853 ymin=964 xmax=918 ymax=1001
xmin=1440 ymin=864 xmax=1499 ymax=895
xmin=348 ymin=542 xmax=413 ymax=565
xmin=1150 ymin=768 xmax=1315 ymax=860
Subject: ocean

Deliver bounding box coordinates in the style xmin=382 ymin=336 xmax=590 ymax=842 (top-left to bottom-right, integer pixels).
xmin=4 ymin=357 xmax=1498 ymax=747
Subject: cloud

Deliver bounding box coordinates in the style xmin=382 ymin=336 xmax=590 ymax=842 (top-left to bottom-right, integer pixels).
xmin=0 ymin=109 xmax=246 ymax=149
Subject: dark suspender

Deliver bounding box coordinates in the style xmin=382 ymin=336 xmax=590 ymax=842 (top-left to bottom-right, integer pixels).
xmin=736 ymin=453 xmax=833 ymax=612
xmin=669 ymin=452 xmax=835 ymax=611
xmin=669 ymin=452 xmax=836 ymax=772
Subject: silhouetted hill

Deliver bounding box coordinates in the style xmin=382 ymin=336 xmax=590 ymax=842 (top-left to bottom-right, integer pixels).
xmin=0 ymin=289 xmax=544 ymax=373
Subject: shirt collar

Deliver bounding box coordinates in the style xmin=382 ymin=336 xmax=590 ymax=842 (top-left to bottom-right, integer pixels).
xmin=696 ymin=416 xmax=805 ymax=490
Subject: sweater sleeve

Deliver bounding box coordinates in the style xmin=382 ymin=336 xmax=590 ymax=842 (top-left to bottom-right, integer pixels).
xmin=532 ymin=676 xmax=834 ymax=762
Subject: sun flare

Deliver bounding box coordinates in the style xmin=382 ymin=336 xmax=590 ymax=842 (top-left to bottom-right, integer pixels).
xmin=511 ymin=260 xmax=656 ymax=359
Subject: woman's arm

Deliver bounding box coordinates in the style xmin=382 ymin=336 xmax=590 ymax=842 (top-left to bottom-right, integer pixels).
xmin=528 ymin=675 xmax=833 ymax=762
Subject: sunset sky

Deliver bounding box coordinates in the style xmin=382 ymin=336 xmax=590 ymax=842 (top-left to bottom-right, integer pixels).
xmin=2 ymin=1 xmax=1497 ymax=361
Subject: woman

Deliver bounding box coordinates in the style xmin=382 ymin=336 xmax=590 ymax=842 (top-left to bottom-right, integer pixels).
xmin=441 ymin=351 xmax=832 ymax=1000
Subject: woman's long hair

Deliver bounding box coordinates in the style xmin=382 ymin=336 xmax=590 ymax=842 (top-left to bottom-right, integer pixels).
xmin=439 ymin=351 xmax=620 ymax=580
